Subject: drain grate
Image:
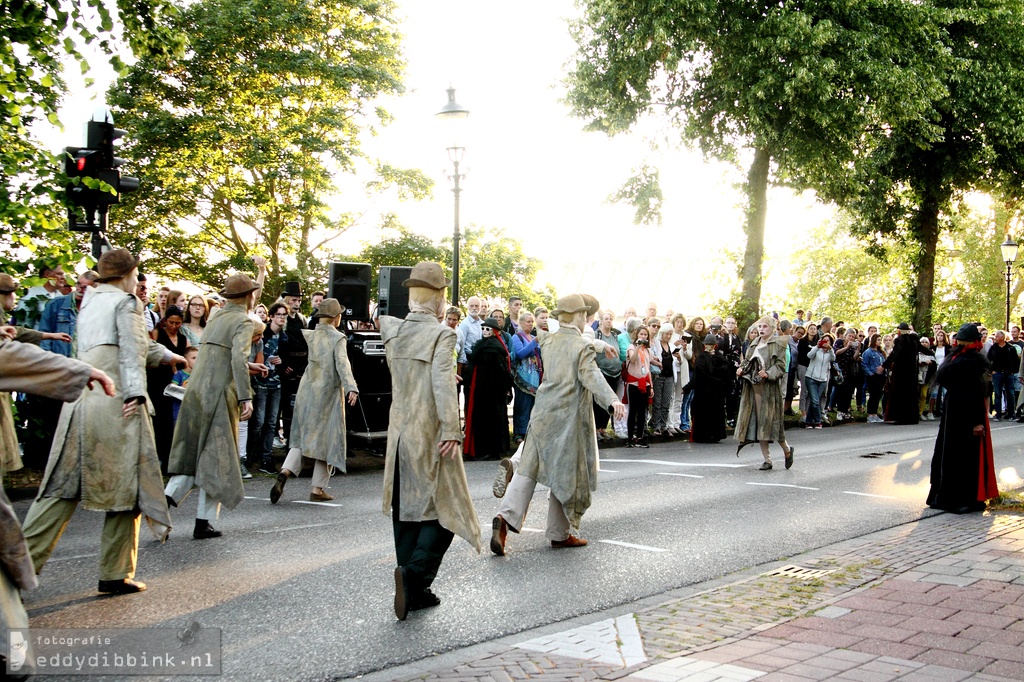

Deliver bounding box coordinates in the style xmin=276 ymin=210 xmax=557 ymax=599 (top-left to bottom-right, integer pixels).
xmin=763 ymin=564 xmax=836 ymax=580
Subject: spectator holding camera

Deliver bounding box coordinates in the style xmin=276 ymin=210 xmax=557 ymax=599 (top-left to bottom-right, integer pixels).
xmin=804 ymin=334 xmax=835 ymax=429
xmin=623 ymin=324 xmax=653 ymax=447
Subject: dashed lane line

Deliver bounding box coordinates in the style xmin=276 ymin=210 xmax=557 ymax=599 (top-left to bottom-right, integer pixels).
xmin=292 ymin=500 xmax=343 ymax=507
xmin=745 ymin=482 xmax=820 ymax=490
xmin=843 ymin=490 xmax=897 ymax=499
xmin=656 ymin=472 xmax=704 ymax=479
xmin=601 ymin=459 xmax=745 ymax=468
xmin=599 ymin=540 xmax=669 ymax=553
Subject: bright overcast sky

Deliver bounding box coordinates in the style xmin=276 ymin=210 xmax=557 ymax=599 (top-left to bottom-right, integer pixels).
xmin=44 ymin=0 xmax=836 ymax=316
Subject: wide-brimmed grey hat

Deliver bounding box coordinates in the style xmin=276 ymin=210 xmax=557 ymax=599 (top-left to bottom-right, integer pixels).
xmin=552 ymin=294 xmax=589 ymax=316
xmin=95 ymin=249 xmax=140 ymax=283
xmin=703 ymin=334 xmax=719 ymax=346
xmin=402 ymin=262 xmax=450 ymax=290
xmin=219 ymin=273 xmax=259 ymax=298
xmin=313 ymin=297 xmax=345 ymax=319
xmin=0 ymin=273 xmax=17 ymax=294
xmin=580 ymin=293 xmax=600 ymax=316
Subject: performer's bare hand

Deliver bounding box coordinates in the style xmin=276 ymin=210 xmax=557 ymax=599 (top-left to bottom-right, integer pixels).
xmin=875 ymin=367 xmax=884 ymax=374
xmin=455 ymin=374 xmax=463 ymax=384
xmin=167 ymin=354 xmax=186 ymax=366
xmin=736 ymin=367 xmax=743 ymax=377
xmin=87 ymin=368 xmax=116 ymax=396
xmin=611 ymin=400 xmax=626 ymax=421
xmin=758 ymin=369 xmax=768 ymax=379
xmin=239 ymin=400 xmax=253 ymax=421
xmin=346 ymin=391 xmax=358 ymax=406
xmin=973 ymin=424 xmax=984 ymax=437
xmin=0 ymin=325 xmax=15 ymax=340
xmin=253 ymin=255 xmax=267 ymax=271
xmin=44 ymin=332 xmax=73 ymax=343
xmin=123 ymin=399 xmax=140 ymax=419
xmin=603 ymin=346 xmax=618 ymax=360
xmin=438 ymin=440 xmax=461 ymax=459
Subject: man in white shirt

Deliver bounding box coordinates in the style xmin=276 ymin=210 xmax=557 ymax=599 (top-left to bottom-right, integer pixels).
xmin=456 ymin=296 xmax=483 ymax=368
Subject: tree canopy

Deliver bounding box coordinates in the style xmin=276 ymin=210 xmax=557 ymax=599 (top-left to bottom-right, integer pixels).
xmin=105 ymin=0 xmax=429 ymax=297
xmin=566 ymin=0 xmax=947 ymax=328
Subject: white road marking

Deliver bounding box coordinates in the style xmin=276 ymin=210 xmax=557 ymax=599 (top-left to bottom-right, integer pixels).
xmin=843 ymin=491 xmax=897 ymax=499
xmin=599 ymin=540 xmax=668 ymax=553
xmin=254 ymin=522 xmax=343 ymax=533
xmin=601 ymin=459 xmax=744 ymax=468
xmin=522 ymin=527 xmax=545 ymax=533
xmin=292 ymin=500 xmax=342 ymax=507
xmin=244 ymin=496 xmax=270 ymax=501
xmin=746 ymin=482 xmax=819 ymax=490
xmin=598 ymin=469 xmax=619 ymax=473
xmin=49 ymin=553 xmax=99 ymax=563
xmin=656 ymin=472 xmax=704 ymax=479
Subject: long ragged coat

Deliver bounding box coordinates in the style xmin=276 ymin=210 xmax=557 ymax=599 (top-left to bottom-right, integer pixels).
xmin=289 ymin=323 xmax=359 ymax=470
xmin=517 ymin=325 xmax=619 ymax=533
xmin=39 ymin=284 xmax=172 ymax=540
xmin=380 ymin=313 xmax=482 ymax=552
xmin=735 ymin=335 xmax=789 ymax=445
xmin=168 ymin=301 xmax=254 ymax=510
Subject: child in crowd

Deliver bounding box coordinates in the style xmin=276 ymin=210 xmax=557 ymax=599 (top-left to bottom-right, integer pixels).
xmin=168 ymin=346 xmax=199 ymax=423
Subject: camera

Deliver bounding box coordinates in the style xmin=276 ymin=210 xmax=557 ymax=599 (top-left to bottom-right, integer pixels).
xmin=637 ymin=339 xmax=650 ymax=347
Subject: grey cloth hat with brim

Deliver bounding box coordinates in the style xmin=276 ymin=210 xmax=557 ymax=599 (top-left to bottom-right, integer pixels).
xmin=402 ymin=262 xmax=450 ymax=290
xmin=552 ymin=294 xmax=589 ymax=316
xmin=580 ymin=293 xmax=600 ymax=316
xmin=703 ymin=334 xmax=719 ymax=346
xmin=0 ymin=273 xmax=17 ymax=294
xmin=95 ymin=249 xmax=140 ymax=283
xmin=313 ymin=297 xmax=345 ymax=319
xmin=219 ymin=273 xmax=259 ymax=298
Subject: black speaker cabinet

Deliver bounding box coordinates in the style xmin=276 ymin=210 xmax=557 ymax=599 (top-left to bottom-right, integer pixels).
xmin=345 ymin=331 xmax=392 ymax=439
xmin=328 ymin=262 xmax=371 ymax=321
xmin=378 ymin=266 xmax=413 ymax=319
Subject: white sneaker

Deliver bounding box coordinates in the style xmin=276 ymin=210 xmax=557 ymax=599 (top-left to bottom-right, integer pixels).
xmin=927 ymin=413 xmax=936 ymax=421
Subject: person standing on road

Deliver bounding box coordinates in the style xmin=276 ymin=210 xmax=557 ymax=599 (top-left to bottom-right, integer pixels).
xmin=166 ymin=273 xmax=259 ymax=540
xmin=490 ymin=293 xmax=625 ymax=556
xmin=735 ymin=316 xmax=794 ymax=470
xmin=271 ymin=298 xmax=359 ymax=504
xmin=21 ymin=249 xmax=183 ymax=595
xmin=883 ymin=324 xmax=921 ymax=424
xmin=380 ymin=262 xmax=482 ymax=621
xmin=0 ymin=334 xmax=116 ymax=670
xmin=926 ymin=323 xmax=999 ymax=513
xmin=279 ymin=281 xmax=309 ymax=447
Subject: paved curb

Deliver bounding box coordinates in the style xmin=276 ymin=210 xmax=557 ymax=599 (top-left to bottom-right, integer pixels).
xmin=349 ymin=510 xmax=1024 ymax=682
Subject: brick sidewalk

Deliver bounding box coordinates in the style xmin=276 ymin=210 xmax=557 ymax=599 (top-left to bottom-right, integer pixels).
xmin=355 ymin=511 xmax=1024 ymax=682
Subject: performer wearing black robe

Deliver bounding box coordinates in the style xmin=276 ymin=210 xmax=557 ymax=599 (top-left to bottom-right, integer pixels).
xmin=690 ymin=334 xmax=732 ymax=443
xmin=927 ymin=323 xmax=999 ymax=513
xmin=463 ymin=317 xmax=513 ymax=461
xmin=883 ymin=326 xmax=920 ymax=424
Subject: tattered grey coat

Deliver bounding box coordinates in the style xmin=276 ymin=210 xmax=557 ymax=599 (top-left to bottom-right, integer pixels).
xmin=0 ymin=338 xmax=93 ymax=591
xmin=518 ymin=325 xmax=619 ymax=532
xmin=380 ymin=313 xmax=482 ymax=552
xmin=289 ymin=323 xmax=358 ymax=470
xmin=168 ymin=301 xmax=254 ymax=510
xmin=735 ymin=335 xmax=789 ymax=443
xmin=39 ymin=284 xmax=172 ymax=540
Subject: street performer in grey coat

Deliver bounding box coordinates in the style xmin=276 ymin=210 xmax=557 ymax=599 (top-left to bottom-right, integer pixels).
xmin=491 ymin=293 xmax=626 ymax=556
xmin=271 ymin=298 xmax=359 ymax=503
xmin=1 ymin=334 xmax=115 ymax=668
xmin=166 ymin=273 xmax=258 ymax=539
xmin=22 ymin=249 xmax=183 ymax=594
xmin=380 ymin=261 xmax=482 ymax=621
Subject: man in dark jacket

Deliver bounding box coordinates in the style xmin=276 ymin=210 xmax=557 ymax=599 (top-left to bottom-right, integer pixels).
xmin=988 ymin=330 xmax=1019 ymax=420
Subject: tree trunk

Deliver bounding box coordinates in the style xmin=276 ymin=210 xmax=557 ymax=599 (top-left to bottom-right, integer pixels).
xmin=738 ymin=146 xmax=771 ymax=329
xmin=912 ymin=187 xmax=941 ymax=333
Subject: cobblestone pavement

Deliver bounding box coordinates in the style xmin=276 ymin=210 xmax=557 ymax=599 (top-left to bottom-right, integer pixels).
xmin=353 ymin=511 xmax=1024 ymax=682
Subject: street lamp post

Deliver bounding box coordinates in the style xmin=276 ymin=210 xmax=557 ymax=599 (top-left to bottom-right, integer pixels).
xmin=436 ymin=86 xmax=469 ymax=306
xmin=1001 ymin=235 xmax=1018 ymax=331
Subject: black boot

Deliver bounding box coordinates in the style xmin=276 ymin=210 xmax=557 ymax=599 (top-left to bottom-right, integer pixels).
xmin=193 ymin=519 xmax=222 ymax=539
xmin=270 ymin=470 xmax=291 ymax=504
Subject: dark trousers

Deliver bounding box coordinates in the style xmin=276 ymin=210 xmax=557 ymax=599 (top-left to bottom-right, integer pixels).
xmin=280 ymin=376 xmax=301 ymax=442
xmin=726 ymin=377 xmax=741 ymax=422
xmin=594 ymin=374 xmax=619 ymax=430
xmin=391 ymin=461 xmax=453 ymax=596
xmin=626 ymin=384 xmax=647 ymax=440
xmin=866 ymin=374 xmax=886 ymax=415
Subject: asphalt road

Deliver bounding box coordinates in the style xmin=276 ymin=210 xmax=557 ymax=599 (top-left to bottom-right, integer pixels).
xmin=14 ymin=420 xmax=1024 ymax=681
